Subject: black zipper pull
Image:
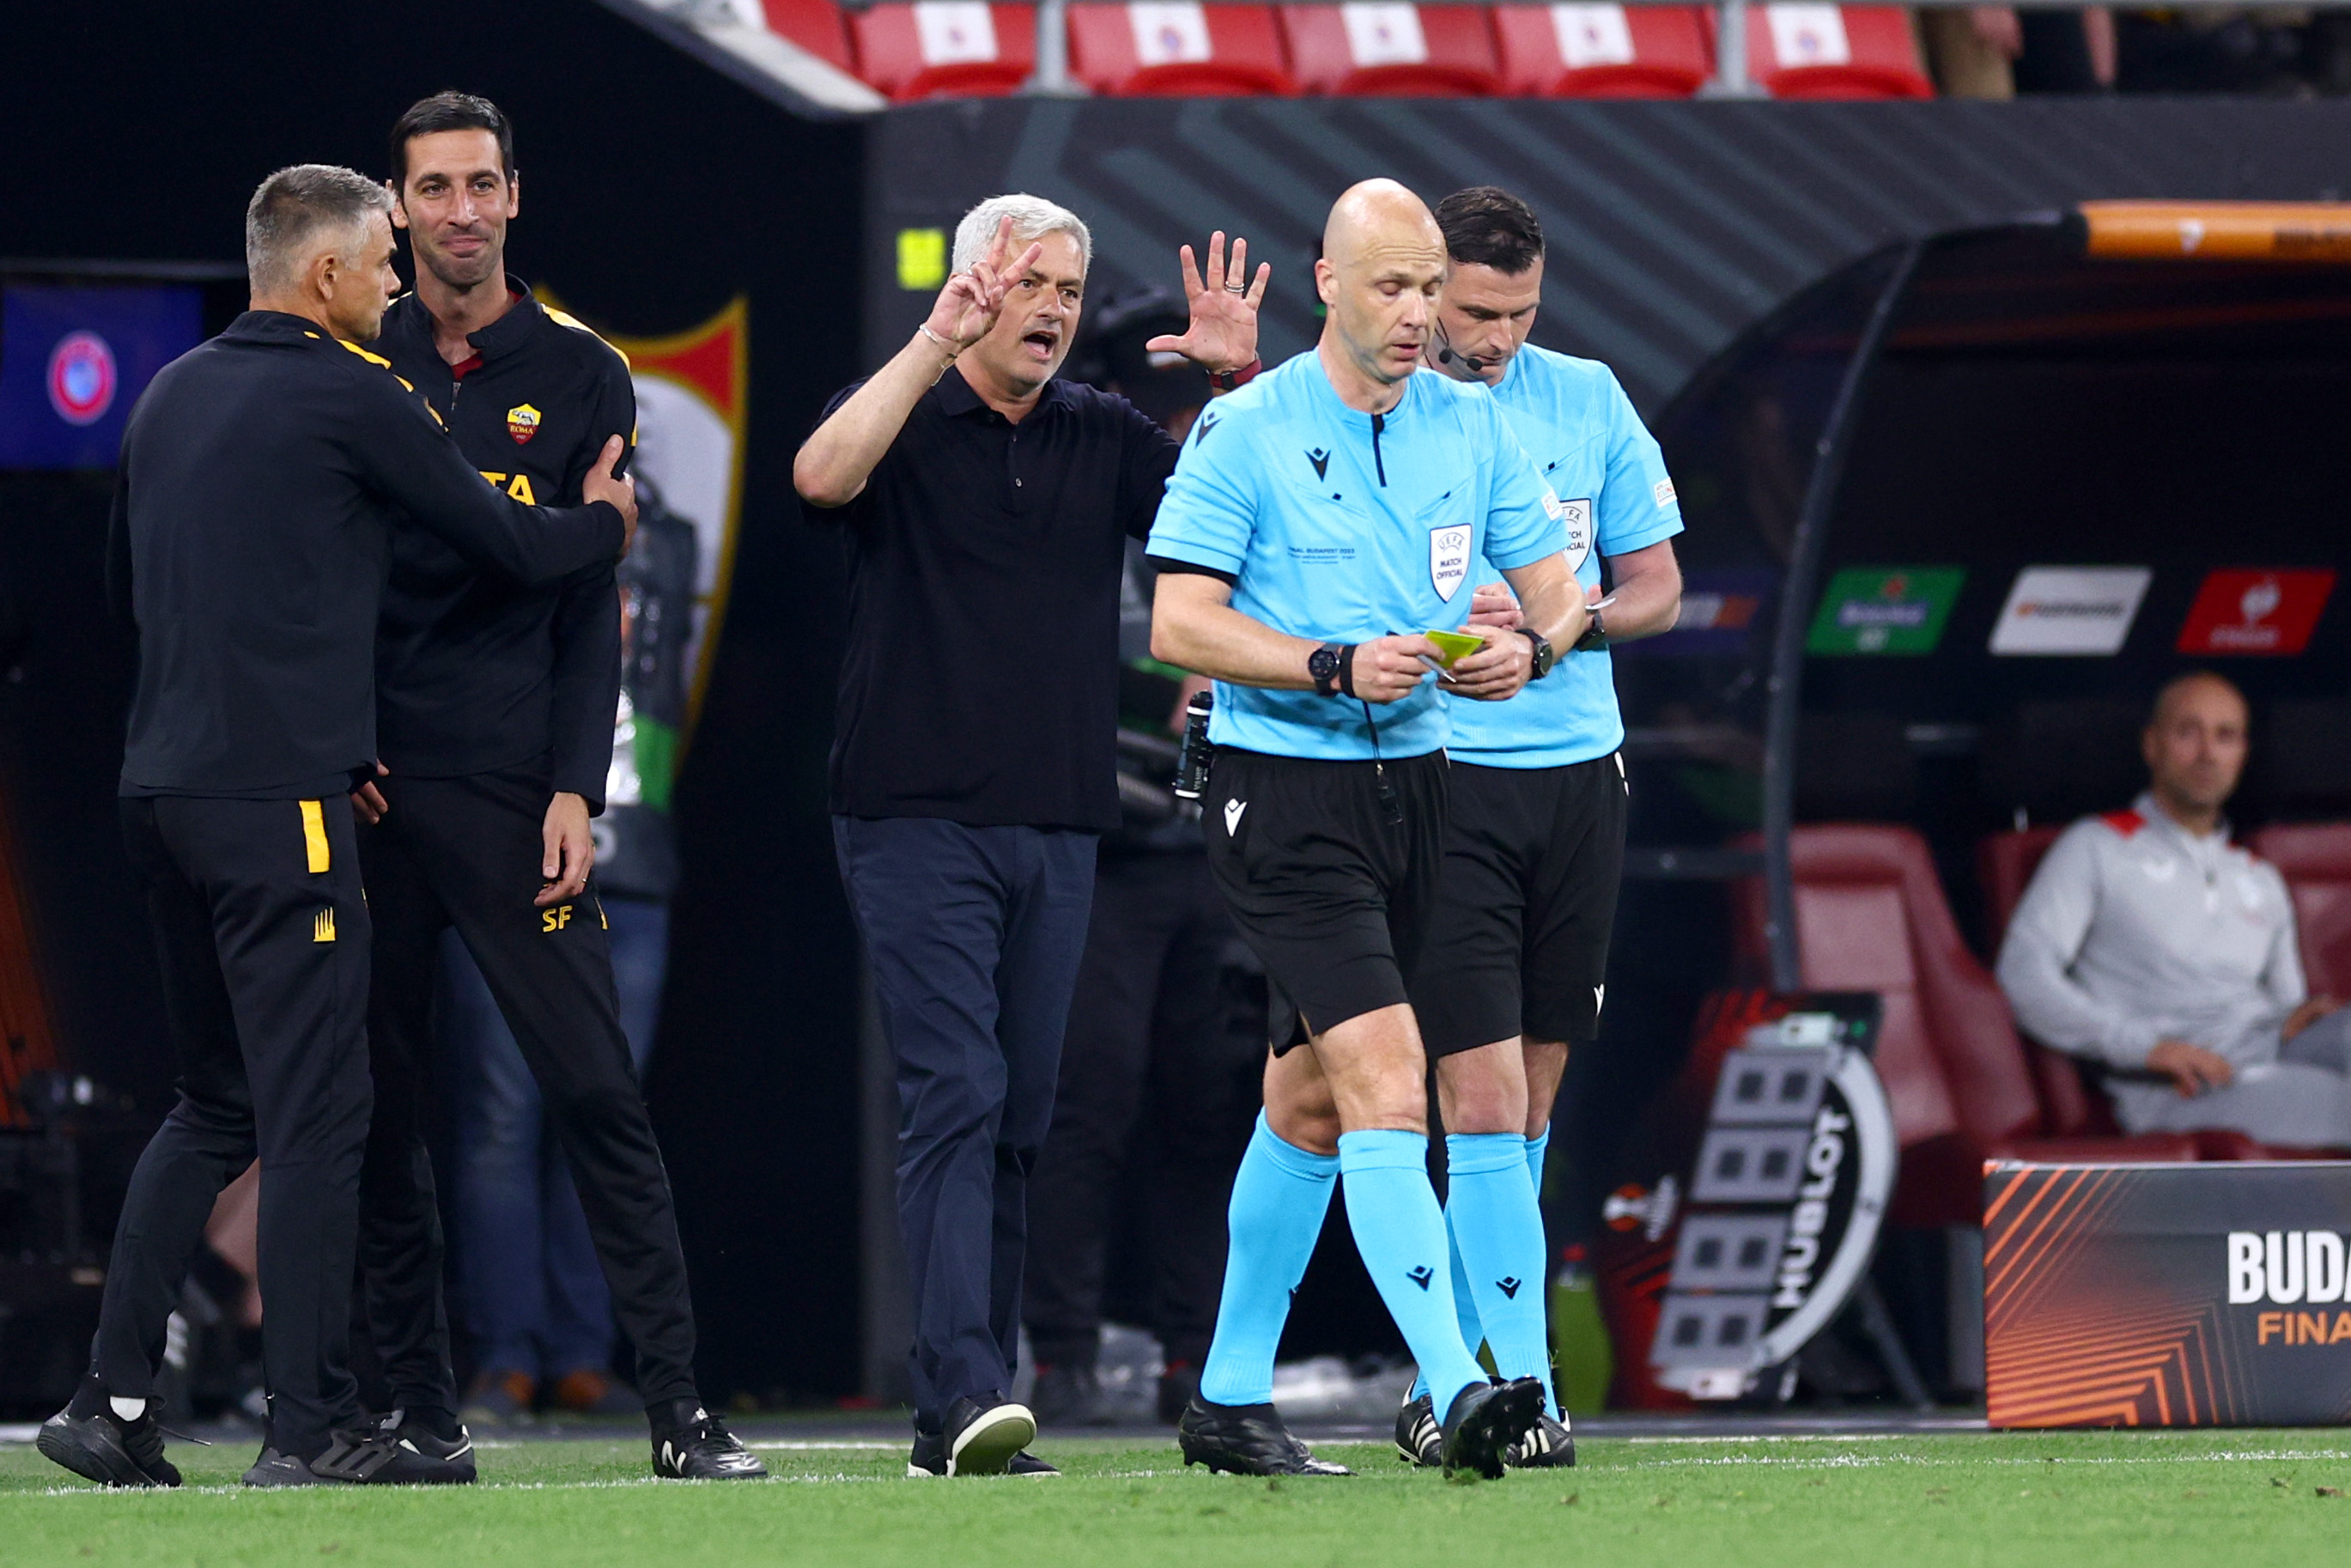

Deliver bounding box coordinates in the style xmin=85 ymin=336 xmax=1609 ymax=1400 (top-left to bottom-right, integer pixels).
xmin=1370 ymin=411 xmax=1388 ymax=487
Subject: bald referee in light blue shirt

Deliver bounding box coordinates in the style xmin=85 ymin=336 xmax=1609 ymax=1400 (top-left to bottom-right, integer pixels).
xmin=1147 ymin=179 xmax=1587 ymax=1482
xmin=1393 ymin=186 xmax=1684 ymax=1471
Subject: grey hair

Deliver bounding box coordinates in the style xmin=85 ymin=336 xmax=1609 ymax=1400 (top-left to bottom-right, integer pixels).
xmin=951 ymin=193 xmax=1092 ymax=277
xmin=245 ymin=164 xmax=392 ymax=295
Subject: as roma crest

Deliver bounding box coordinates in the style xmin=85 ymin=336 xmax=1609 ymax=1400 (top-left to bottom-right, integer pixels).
xmin=507 ymin=403 xmax=542 ymax=444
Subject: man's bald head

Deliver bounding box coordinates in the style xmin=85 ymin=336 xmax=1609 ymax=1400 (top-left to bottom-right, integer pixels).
xmin=2151 ymin=671 xmax=2246 ymax=732
xmin=1315 ymin=179 xmax=1448 ymax=398
xmin=2143 ymin=671 xmax=2250 ymax=827
xmin=1322 ymin=179 xmax=1443 ymax=271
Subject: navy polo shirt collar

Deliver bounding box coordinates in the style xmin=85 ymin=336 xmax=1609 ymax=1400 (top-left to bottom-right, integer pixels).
xmin=933 ymin=364 xmax=1073 ymax=423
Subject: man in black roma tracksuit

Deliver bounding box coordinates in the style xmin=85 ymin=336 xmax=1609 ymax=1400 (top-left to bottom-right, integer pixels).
xmin=349 ymin=92 xmax=763 ymax=1481
xmin=37 ymin=163 xmax=630 ymax=1491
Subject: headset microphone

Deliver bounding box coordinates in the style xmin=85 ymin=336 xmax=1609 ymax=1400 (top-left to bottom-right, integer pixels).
xmin=1434 ymin=335 xmax=1489 ymax=374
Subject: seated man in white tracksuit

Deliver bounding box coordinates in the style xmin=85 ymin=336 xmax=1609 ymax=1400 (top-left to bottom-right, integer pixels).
xmin=1997 ymin=672 xmax=2348 ymax=1146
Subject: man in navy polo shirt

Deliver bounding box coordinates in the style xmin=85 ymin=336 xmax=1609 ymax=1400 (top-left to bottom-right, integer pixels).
xmin=1146 ymin=179 xmax=1588 ymax=1481
xmin=796 ymin=197 xmax=1265 ymax=1478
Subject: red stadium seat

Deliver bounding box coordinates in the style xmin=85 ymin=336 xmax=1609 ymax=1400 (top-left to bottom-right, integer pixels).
xmin=1279 ymin=4 xmax=1500 ymax=95
xmin=850 ymin=2 xmax=1037 ymax=100
xmin=1492 ymin=4 xmax=1711 ymax=99
xmin=759 ymin=0 xmax=856 ymax=71
xmin=1742 ymin=4 xmax=1934 ymax=100
xmin=2250 ymin=823 xmax=2351 ymax=999
xmin=1976 ymin=824 xmax=2062 ymax=957
xmin=1734 ymin=825 xmax=2197 ymax=1231
xmin=1067 ymin=3 xmax=1297 ymax=94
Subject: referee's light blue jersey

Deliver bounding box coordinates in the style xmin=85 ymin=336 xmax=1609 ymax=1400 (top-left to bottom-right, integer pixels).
xmin=1145 ymin=349 xmax=1564 ymax=763
xmin=1442 ymin=345 xmax=1683 ymax=769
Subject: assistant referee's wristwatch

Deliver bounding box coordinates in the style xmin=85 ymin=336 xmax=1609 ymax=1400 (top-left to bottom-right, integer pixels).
xmin=1516 ymin=627 xmax=1558 ymax=679
xmin=1574 ymin=604 xmax=1610 ymax=653
xmin=1309 ymin=642 xmax=1348 ymax=697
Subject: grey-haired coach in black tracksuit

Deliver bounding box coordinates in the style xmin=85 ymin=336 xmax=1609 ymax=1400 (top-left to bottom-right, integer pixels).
xmin=93 ymin=307 xmax=624 ymax=1470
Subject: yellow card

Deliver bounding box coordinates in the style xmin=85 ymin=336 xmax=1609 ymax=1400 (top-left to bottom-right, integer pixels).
xmin=1423 ymin=629 xmax=1486 ymax=666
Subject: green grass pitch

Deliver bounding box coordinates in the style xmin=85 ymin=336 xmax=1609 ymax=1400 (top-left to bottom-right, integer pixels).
xmin=5 ymin=1431 xmax=2350 ymax=1566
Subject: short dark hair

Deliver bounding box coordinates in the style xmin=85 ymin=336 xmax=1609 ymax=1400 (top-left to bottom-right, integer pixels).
xmin=389 ymin=91 xmax=515 ymax=191
xmin=1436 ymin=186 xmax=1544 ymax=275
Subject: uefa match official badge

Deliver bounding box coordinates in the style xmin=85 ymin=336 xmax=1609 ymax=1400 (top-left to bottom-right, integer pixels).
xmin=1430 ymin=526 xmax=1469 ymax=601
xmin=507 ymin=403 xmax=542 ymax=444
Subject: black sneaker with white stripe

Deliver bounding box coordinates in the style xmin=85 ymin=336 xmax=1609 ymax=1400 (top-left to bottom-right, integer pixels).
xmin=650 ymin=1400 xmax=769 ymax=1480
xmin=942 ymin=1393 xmax=1036 ymax=1477
xmin=1505 ymin=1411 xmax=1576 ymax=1468
xmin=1393 ymin=1393 xmax=1441 ymax=1468
xmin=909 ymin=1428 xmax=1060 ymax=1479
xmin=37 ymin=1389 xmax=182 ymax=1488
xmin=242 ymin=1448 xmax=345 ymax=1486
xmin=310 ymin=1410 xmax=477 ymax=1484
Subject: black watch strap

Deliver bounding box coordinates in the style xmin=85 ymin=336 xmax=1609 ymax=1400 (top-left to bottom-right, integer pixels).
xmin=1309 ymin=641 xmax=1350 ymax=698
xmin=1574 ymin=607 xmax=1609 ymax=653
xmin=1517 ymin=627 xmax=1556 ymax=679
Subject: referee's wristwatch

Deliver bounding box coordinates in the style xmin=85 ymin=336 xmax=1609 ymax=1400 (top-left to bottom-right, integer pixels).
xmin=1516 ymin=627 xmax=1558 ymax=679
xmin=1309 ymin=641 xmax=1351 ymax=698
xmin=1574 ymin=603 xmax=1610 ymax=653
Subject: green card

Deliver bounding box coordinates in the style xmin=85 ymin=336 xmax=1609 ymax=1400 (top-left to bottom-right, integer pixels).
xmin=1806 ymin=567 xmax=1965 ymax=656
xmin=1424 ymin=628 xmax=1486 ymax=665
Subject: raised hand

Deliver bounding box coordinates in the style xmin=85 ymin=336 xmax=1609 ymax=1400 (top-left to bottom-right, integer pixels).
xmin=925 ymin=216 xmax=1046 ymax=352
xmin=1147 ymin=231 xmax=1269 ymax=376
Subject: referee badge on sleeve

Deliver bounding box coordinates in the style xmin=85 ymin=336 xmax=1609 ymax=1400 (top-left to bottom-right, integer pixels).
xmin=1560 ymin=497 xmax=1592 ymax=572
xmin=1430 ymin=527 xmax=1469 ymax=602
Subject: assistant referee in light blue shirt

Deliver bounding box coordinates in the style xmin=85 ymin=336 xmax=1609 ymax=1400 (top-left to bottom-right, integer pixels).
xmin=1395 ymin=186 xmax=1685 ymax=1471
xmin=1146 ymin=179 xmax=1587 ymax=1482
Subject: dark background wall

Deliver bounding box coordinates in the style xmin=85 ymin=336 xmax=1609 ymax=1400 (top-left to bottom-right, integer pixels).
xmin=1 ymin=0 xmax=866 ymax=1402
xmin=864 ymin=95 xmax=2351 ymax=413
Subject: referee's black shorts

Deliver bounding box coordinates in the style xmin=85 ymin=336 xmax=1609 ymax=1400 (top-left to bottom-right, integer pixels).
xmin=1411 ymin=751 xmax=1628 ymax=1058
xmin=1200 ymin=745 xmax=1448 ymax=1054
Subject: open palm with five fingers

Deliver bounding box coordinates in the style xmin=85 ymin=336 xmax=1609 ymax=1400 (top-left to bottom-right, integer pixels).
xmin=1148 ymin=231 xmax=1269 ymax=375
xmin=925 ymin=215 xmax=1048 ymax=352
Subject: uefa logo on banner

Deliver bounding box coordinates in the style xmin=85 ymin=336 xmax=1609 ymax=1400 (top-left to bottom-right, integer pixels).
xmin=47 ymin=331 xmax=118 ymax=427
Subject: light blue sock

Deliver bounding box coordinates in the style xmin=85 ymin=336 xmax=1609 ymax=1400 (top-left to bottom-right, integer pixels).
xmin=1444 ymin=1132 xmax=1552 ymax=1412
xmin=1337 ymin=1129 xmax=1487 ymax=1419
xmin=1525 ymin=1127 xmax=1557 ymax=1414
xmin=1406 ymin=1225 xmax=1485 ymax=1406
xmin=1198 ymin=1114 xmax=1339 ymax=1407
xmin=1410 ymin=1127 xmax=1560 ymax=1407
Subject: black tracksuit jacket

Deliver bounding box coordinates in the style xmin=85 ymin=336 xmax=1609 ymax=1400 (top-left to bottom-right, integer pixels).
xmin=108 ymin=310 xmax=625 ymax=799
xmin=372 ymin=283 xmax=634 ymax=808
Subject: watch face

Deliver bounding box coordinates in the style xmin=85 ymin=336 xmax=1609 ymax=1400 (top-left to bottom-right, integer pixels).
xmin=1309 ymin=647 xmax=1340 ymax=680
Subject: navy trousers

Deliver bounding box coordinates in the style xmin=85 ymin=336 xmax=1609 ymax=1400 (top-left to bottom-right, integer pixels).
xmin=832 ymin=816 xmax=1097 ymax=1425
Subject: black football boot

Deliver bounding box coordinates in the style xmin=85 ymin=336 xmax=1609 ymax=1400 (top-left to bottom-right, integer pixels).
xmin=1176 ymin=1399 xmax=1352 ymax=1477
xmin=1394 ymin=1392 xmax=1442 ymax=1468
xmin=1437 ymin=1377 xmax=1546 ymax=1481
